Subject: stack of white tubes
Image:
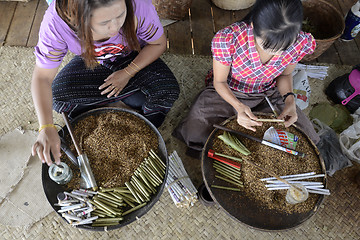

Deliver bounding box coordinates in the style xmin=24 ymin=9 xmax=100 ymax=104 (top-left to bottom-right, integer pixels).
xmin=166 ymin=151 xmax=198 ymax=207
xmin=261 ymin=172 xmax=330 ymax=195
xmin=55 ymin=189 xmax=98 ymax=226
xmin=295 ymin=63 xmax=329 ymax=80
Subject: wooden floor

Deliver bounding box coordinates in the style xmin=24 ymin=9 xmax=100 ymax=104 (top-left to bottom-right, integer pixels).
xmin=1 ymin=0 xmax=360 ymax=65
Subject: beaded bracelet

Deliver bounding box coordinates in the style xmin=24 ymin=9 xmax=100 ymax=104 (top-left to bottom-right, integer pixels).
xmin=39 ymin=124 xmax=57 ymax=133
xmin=282 ymin=92 xmax=296 ymax=102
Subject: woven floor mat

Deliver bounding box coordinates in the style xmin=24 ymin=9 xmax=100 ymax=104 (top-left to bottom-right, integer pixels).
xmin=0 ymin=46 xmax=359 ymax=239
xmin=2 ymin=163 xmax=359 ymax=239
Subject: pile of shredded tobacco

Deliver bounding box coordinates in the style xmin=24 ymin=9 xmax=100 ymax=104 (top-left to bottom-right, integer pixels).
xmin=61 ymin=112 xmax=158 ymax=189
xmin=211 ymin=117 xmax=323 ymax=214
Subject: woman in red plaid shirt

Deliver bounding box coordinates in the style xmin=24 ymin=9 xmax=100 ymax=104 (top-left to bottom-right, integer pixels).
xmin=174 ymin=0 xmax=320 ymax=152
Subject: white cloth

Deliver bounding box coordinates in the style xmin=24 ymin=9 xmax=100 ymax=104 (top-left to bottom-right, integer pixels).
xmin=339 ymin=108 xmax=360 ymax=163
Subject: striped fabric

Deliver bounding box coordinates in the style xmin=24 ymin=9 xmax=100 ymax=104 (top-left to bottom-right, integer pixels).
xmin=52 ymin=52 xmax=179 ymax=125
xmin=209 ymin=21 xmax=316 ymax=93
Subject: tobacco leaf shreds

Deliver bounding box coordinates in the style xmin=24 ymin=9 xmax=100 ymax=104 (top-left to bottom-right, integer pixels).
xmin=212 ymin=117 xmax=323 ymax=214
xmin=61 ymin=112 xmax=158 ymax=190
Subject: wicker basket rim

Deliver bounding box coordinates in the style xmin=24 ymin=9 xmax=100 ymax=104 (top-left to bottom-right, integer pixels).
xmin=303 ymin=0 xmax=345 ymax=41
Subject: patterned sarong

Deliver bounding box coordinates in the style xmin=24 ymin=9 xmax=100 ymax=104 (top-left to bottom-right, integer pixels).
xmin=52 ymin=52 xmax=179 ymax=126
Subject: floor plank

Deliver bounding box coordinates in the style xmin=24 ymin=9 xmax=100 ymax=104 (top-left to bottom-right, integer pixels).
xmin=336 ymin=0 xmax=358 ymax=13
xmin=190 ymin=0 xmax=213 ymax=56
xmin=0 ymin=0 xmax=359 ymax=65
xmin=5 ymin=0 xmax=38 ymax=46
xmin=27 ymin=0 xmax=47 ymax=47
xmin=211 ymin=4 xmax=232 ymax=33
xmin=331 ymin=0 xmax=360 ymax=65
xmin=335 ymin=39 xmax=360 ymax=65
xmin=339 ymin=0 xmax=360 ymax=65
xmin=315 ymin=44 xmax=342 ymax=65
xmin=165 ymin=18 xmax=193 ymax=55
xmin=232 ymin=7 xmax=251 ymax=23
xmin=0 ymin=2 xmax=17 ymax=46
xmin=212 ymin=5 xmax=250 ymax=32
xmin=354 ymin=35 xmax=360 ymax=57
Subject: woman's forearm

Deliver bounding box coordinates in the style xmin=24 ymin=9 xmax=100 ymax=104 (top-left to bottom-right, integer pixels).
xmin=31 ymin=66 xmax=58 ymax=125
xmin=275 ymin=63 xmax=297 ymax=97
xmin=213 ymin=59 xmax=244 ymax=111
xmin=214 ymin=80 xmax=243 ymax=111
xmin=276 ymin=74 xmax=293 ymax=96
xmin=125 ymin=34 xmax=166 ymax=75
xmin=276 ymin=73 xmax=297 ymax=107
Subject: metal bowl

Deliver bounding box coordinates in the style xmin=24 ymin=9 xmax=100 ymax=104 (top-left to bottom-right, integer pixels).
xmin=42 ymin=107 xmax=168 ymax=231
xmin=201 ymin=115 xmax=327 ymax=231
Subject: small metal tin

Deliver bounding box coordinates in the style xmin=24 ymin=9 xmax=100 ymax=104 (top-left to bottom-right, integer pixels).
xmin=48 ymin=162 xmax=73 ymax=185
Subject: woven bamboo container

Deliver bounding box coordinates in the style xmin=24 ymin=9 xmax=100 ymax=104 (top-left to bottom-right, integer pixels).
xmin=211 ymin=0 xmax=255 ymax=10
xmin=302 ymin=0 xmax=345 ymax=61
xmin=152 ymin=0 xmax=193 ymax=20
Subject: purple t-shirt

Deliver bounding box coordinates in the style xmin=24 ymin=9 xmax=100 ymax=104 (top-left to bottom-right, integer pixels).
xmin=34 ymin=0 xmax=163 ymax=69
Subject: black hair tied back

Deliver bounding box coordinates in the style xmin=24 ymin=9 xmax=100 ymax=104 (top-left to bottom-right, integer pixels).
xmin=250 ymin=0 xmax=303 ymax=52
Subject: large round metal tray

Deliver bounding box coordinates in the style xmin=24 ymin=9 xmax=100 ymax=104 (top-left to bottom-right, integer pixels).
xmin=201 ymin=115 xmax=327 ymax=231
xmin=42 ymin=107 xmax=168 ymax=231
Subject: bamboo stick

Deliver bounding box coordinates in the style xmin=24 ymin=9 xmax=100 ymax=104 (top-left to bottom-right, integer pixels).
xmin=211 ymin=185 xmax=241 ymax=191
xmin=122 ymin=203 xmax=147 ymax=216
xmin=213 ymin=167 xmax=241 ymax=182
xmin=215 ymin=175 xmax=244 ymax=187
xmin=255 ymin=119 xmax=284 ymax=122
xmin=214 ymin=152 xmax=243 ymax=162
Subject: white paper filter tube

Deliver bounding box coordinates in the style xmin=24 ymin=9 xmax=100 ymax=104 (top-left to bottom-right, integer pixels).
xmin=307 ymin=189 xmax=331 ymax=195
xmin=267 ymin=185 xmax=325 ymax=190
xmin=260 ymin=172 xmax=316 ymax=181
xmin=264 ymin=174 xmax=325 ymax=183
xmin=265 ymin=181 xmax=324 ymax=186
xmin=58 ymin=203 xmax=85 ymax=213
xmin=306 ymin=186 xmax=329 ymax=191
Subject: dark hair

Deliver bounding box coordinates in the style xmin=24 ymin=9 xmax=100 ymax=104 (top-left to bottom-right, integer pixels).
xmin=248 ymin=0 xmax=303 ymax=51
xmin=56 ymin=0 xmax=140 ymax=69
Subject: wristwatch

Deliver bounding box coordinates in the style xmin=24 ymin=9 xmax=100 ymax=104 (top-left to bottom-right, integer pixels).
xmin=282 ymin=92 xmax=296 ymax=102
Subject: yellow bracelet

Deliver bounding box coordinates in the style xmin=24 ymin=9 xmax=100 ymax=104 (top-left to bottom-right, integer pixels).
xmin=130 ymin=61 xmax=141 ymax=71
xmin=124 ymin=68 xmax=134 ymax=77
xmin=127 ymin=64 xmax=139 ymax=73
xmin=39 ymin=124 xmax=57 ymax=133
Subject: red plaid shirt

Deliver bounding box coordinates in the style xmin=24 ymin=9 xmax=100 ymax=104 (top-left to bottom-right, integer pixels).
xmin=210 ymin=22 xmax=316 ymax=93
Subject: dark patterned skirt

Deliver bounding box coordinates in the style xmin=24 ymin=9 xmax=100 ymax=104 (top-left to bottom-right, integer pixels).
xmin=52 ymin=52 xmax=179 ymax=127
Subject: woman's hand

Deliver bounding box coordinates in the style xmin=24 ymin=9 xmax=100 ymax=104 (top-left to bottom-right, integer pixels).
xmin=98 ymin=34 xmax=168 ymax=98
xmin=278 ymin=96 xmax=298 ymax=127
xmin=236 ymin=103 xmax=262 ymax=132
xmin=32 ymin=127 xmax=61 ymax=166
xmin=31 ymin=65 xmax=60 ymax=166
xmin=99 ymin=69 xmax=132 ymax=98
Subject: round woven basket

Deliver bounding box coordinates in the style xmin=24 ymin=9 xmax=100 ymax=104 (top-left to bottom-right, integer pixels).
xmin=152 ymin=0 xmax=193 ymax=20
xmin=211 ymin=0 xmax=255 ymax=10
xmin=302 ymin=0 xmax=345 ymax=61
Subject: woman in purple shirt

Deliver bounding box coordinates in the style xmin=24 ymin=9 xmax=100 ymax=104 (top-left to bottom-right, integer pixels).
xmin=31 ymin=0 xmax=179 ymax=166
